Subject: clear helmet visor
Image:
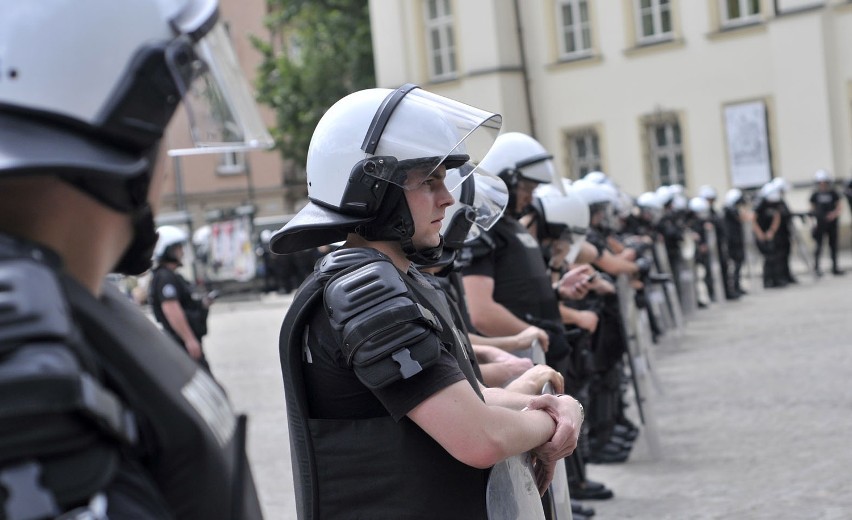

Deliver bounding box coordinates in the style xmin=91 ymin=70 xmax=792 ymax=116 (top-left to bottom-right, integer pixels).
xmin=363 ymin=87 xmax=502 ymax=192
xmin=166 ymin=24 xmax=274 ymax=156
xmin=440 ymin=165 xmax=507 ymax=246
xmin=472 ymin=172 xmax=509 ymax=230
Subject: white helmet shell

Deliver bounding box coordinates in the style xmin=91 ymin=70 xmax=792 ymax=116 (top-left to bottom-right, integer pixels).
xmin=688 ymin=197 xmax=710 ymax=218
xmin=724 ymin=188 xmax=743 ymax=208
xmin=771 ymin=177 xmax=791 ymax=192
xmin=571 ymin=179 xmax=619 ymax=206
xmin=535 ymin=189 xmax=590 ymax=265
xmin=814 ymin=169 xmax=831 ymax=183
xmin=477 ymin=132 xmax=554 ymax=184
xmin=655 ymin=185 xmax=675 ymax=206
xmin=698 ymin=185 xmax=717 ymax=200
xmin=1 ymin=0 xmax=271 ymax=157
xmin=583 ymin=171 xmax=608 ymax=184
xmin=637 ymin=191 xmax=663 ymax=210
xmin=154 ymin=225 xmax=188 ymax=259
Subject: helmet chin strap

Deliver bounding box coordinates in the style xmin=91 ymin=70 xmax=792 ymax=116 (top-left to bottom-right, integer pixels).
xmin=114 ymin=203 xmax=158 ymax=275
xmin=356 ymin=183 xmax=445 ymax=266
xmin=403 ymin=235 xmax=444 ymax=266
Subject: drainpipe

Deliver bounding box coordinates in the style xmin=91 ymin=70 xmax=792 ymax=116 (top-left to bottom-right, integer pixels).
xmin=513 ymin=0 xmax=536 ymax=138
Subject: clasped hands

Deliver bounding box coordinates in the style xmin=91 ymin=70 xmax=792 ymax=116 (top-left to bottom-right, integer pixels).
xmin=526 ymin=393 xmax=584 ymax=494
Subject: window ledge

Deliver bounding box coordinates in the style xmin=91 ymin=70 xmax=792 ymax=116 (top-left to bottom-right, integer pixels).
xmin=549 ymin=53 xmax=603 ymax=71
xmin=216 ymin=165 xmax=246 ymax=176
xmin=426 ymin=74 xmax=460 ymax=86
xmin=707 ymin=20 xmax=767 ymax=40
xmin=624 ymin=37 xmax=685 ymax=57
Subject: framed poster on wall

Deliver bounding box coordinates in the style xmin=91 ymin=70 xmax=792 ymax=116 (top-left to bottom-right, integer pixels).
xmin=724 ymin=100 xmax=772 ymax=189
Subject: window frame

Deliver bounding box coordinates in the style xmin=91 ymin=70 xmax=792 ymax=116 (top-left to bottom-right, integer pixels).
xmin=633 ymin=0 xmax=674 ymax=45
xmin=216 ymin=151 xmax=247 ymax=176
xmin=556 ymin=0 xmax=593 ymax=60
xmin=645 ymin=117 xmax=686 ymax=188
xmin=423 ymin=0 xmax=457 ymax=81
xmin=719 ymin=0 xmax=762 ymax=28
xmin=564 ymin=128 xmax=603 ymax=181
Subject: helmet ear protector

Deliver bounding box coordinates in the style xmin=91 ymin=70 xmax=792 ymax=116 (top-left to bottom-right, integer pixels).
xmin=441 ymin=174 xmax=478 ymax=249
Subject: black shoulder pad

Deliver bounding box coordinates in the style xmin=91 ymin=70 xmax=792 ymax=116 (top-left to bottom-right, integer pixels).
xmin=316 ymin=247 xmax=388 ymax=280
xmin=323 ymin=259 xmax=443 ymax=389
xmin=324 ymin=259 xmax=408 ymax=329
xmin=0 ymin=260 xmax=71 ymax=355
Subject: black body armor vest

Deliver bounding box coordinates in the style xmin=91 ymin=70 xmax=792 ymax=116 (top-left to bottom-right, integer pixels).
xmin=279 ymin=248 xmax=488 ymax=520
xmin=0 ymin=234 xmax=262 ymax=519
xmin=485 ymin=218 xmax=560 ymax=323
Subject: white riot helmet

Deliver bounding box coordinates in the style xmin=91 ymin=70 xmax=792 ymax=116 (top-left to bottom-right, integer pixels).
xmin=153 ymin=225 xmax=188 ymax=262
xmin=760 ymin=182 xmax=783 ymax=203
xmin=724 ymin=188 xmax=744 ymax=208
xmin=428 ymin=167 xmax=509 ymax=272
xmin=572 ymin=179 xmax=619 ymax=231
xmin=656 ymin=185 xmax=675 ymax=207
xmin=478 ymin=132 xmax=555 ymax=185
xmin=814 ymin=169 xmax=831 ymax=183
xmin=771 ymin=177 xmax=791 ymax=193
xmin=0 ymin=0 xmax=272 ymax=206
xmin=439 ymin=166 xmax=509 ymax=250
xmin=0 ymin=0 xmax=272 ymax=275
xmin=531 ymin=189 xmax=590 ymax=265
xmin=698 ymin=185 xmax=717 ymax=201
xmin=672 ymin=193 xmax=689 ymax=212
xmin=636 ymin=191 xmax=664 ymax=224
xmin=583 ymin=171 xmax=609 ymax=184
xmin=688 ymin=197 xmax=710 ymax=219
xmin=269 ymin=84 xmax=502 ymax=263
xmin=476 ymin=132 xmax=554 ymax=216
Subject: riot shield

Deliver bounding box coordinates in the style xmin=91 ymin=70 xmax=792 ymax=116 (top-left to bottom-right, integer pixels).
xmin=615 ymin=274 xmax=663 ymax=460
xmin=486 ymin=453 xmax=546 ymax=520
xmin=705 ymin=225 xmax=727 ymax=305
xmin=515 ymin=338 xmax=547 ymax=365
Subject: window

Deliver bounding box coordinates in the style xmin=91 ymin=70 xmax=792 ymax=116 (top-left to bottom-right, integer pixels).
xmin=634 ymin=0 xmax=673 ymax=44
xmin=720 ymin=0 xmax=761 ymax=27
xmin=557 ymin=0 xmax=592 ymax=59
xmin=217 ymin=151 xmax=246 ymax=176
xmin=565 ymin=130 xmax=602 ymax=180
xmin=424 ymin=0 xmax=456 ymax=80
xmin=646 ymin=119 xmax=685 ymax=187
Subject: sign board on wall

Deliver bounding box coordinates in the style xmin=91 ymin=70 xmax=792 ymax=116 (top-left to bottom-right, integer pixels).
xmin=724 ymin=101 xmax=772 ymax=189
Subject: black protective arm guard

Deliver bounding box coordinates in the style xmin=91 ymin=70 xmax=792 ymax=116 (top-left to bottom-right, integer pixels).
xmin=324 ymin=260 xmax=444 ymax=389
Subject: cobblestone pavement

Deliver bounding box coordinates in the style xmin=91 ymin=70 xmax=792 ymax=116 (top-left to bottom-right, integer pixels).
xmin=204 ymin=257 xmax=852 ymax=519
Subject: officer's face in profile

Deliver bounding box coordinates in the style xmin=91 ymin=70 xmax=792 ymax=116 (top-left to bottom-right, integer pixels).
xmin=515 ymin=179 xmax=538 ymax=214
xmin=404 ymin=165 xmax=455 ymax=250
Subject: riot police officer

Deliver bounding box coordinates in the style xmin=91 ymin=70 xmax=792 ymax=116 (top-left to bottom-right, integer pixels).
xmin=0 ymin=1 xmax=270 ymax=517
xmin=150 ymin=226 xmax=214 ymax=372
xmin=270 ymin=86 xmax=583 ymax=519
xmin=810 ymin=169 xmax=844 ymax=276
xmin=753 ymin=183 xmax=786 ymax=288
xmin=459 ymin=134 xmax=609 ymax=505
xmin=723 ymin=188 xmax=748 ymax=296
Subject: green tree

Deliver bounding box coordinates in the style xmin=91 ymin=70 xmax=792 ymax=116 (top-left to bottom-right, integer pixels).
xmin=253 ymin=0 xmax=376 ymax=171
